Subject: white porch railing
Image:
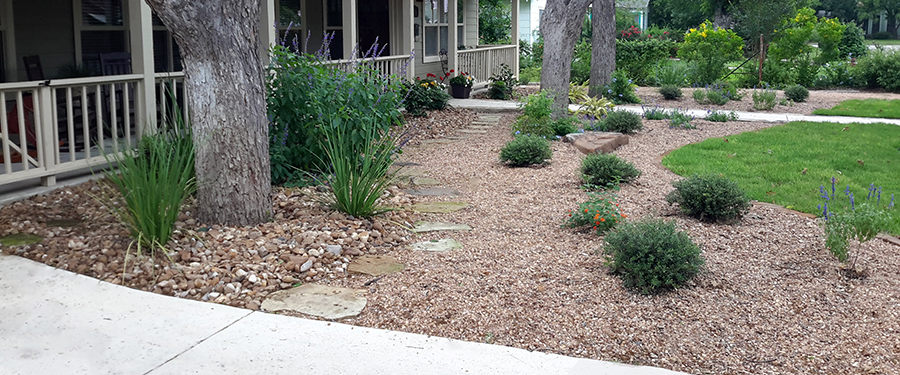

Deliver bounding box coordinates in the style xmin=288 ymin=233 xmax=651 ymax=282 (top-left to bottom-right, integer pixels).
xmin=320 ymin=54 xmax=411 ymax=78
xmin=155 ymin=72 xmax=188 ymax=128
xmin=458 ymin=45 xmax=517 ymax=86
xmin=0 ymin=75 xmax=144 ymax=186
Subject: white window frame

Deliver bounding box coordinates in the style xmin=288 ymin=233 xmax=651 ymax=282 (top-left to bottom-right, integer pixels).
xmin=275 ymin=0 xmax=306 ymax=51
xmin=73 ymin=0 xmax=130 ymax=66
xmin=421 ymin=0 xmax=463 ymax=63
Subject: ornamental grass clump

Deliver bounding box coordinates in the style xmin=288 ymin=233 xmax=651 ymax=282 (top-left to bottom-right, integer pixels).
xmin=500 ymin=135 xmax=553 ymax=167
xmin=99 ymin=104 xmax=195 ymax=255
xmin=319 ymin=116 xmax=400 ymax=218
xmin=668 ymin=108 xmax=696 ymax=129
xmin=642 ymin=105 xmax=669 ymax=120
xmin=564 ymin=193 xmax=626 ymax=234
xmin=581 ymin=153 xmax=641 ymax=190
xmin=666 ymin=174 xmax=751 ymax=223
xmin=603 ymin=218 xmax=705 ymax=294
xmin=512 ymin=91 xmax=555 ymax=137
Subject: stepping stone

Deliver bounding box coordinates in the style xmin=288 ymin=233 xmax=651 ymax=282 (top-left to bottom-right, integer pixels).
xmin=446 ymin=136 xmax=468 ymax=140
xmin=45 ymin=219 xmax=82 ymax=228
xmin=458 ymin=129 xmax=487 ymax=134
xmin=565 ymin=131 xmax=629 ymax=155
xmin=0 ymin=233 xmax=43 ymax=247
xmin=412 ymin=221 xmax=472 ymax=233
xmin=392 ymin=167 xmax=428 ymax=177
xmin=410 ymin=201 xmax=468 ymax=213
xmin=471 ymin=121 xmax=497 ymax=125
xmin=411 ymin=238 xmax=463 ymax=252
xmin=393 ymin=161 xmax=421 ymax=167
xmin=403 ymin=187 xmax=462 ymax=196
xmin=469 ymin=125 xmax=492 ymax=130
xmin=420 ymin=139 xmax=457 ymax=145
xmin=411 ymin=177 xmax=442 ymax=186
xmin=348 ymin=255 xmax=405 ymax=276
xmin=261 ymin=284 xmax=366 ymax=320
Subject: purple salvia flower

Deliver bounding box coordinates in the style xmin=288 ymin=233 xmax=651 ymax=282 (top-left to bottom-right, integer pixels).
xmin=831 ymin=177 xmax=836 ymax=198
xmin=877 ymin=187 xmax=882 ymax=203
xmin=850 ymin=193 xmax=855 ymax=210
xmin=819 ymin=186 xmax=828 ymax=200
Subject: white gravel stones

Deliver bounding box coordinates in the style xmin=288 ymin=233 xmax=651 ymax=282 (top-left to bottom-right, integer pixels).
xmin=325 ymin=244 xmax=342 ymax=256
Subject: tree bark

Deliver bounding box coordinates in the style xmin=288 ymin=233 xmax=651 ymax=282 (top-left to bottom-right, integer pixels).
xmin=589 ymin=0 xmax=616 ymax=98
xmin=145 ymin=0 xmax=272 ymax=226
xmin=540 ymin=0 xmax=593 ymax=118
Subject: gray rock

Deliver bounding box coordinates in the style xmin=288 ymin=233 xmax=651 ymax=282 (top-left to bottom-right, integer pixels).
xmin=325 ymin=244 xmax=343 ymax=257
xmin=300 ymin=259 xmax=314 ymax=272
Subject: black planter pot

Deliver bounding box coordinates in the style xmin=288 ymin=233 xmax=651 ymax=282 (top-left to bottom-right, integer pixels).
xmin=450 ymin=84 xmax=471 ymax=99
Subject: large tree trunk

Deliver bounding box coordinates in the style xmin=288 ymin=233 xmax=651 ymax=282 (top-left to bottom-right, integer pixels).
xmin=145 ymin=0 xmax=272 ymax=226
xmin=540 ymin=0 xmax=593 ymax=118
xmin=713 ymin=2 xmax=733 ymax=29
xmin=589 ymin=0 xmax=616 ymax=98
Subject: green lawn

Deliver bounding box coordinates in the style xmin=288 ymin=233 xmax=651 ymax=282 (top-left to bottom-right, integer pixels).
xmin=870 ymin=39 xmax=900 ymax=46
xmin=662 ymin=121 xmax=900 ymax=234
xmin=812 ymin=99 xmax=900 ymax=119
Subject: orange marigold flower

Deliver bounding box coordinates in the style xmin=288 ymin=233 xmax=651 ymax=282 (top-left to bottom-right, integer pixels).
xmin=584 ymin=209 xmax=589 ymax=213
xmin=600 ymin=218 xmax=605 ymax=222
xmin=622 ymin=214 xmax=627 ymax=218
xmin=593 ymin=226 xmax=598 ymax=230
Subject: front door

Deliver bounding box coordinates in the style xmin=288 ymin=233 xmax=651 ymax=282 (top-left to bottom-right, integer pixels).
xmin=357 ymin=0 xmax=390 ymax=56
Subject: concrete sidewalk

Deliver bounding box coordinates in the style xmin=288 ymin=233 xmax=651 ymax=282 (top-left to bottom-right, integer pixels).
xmin=448 ymin=98 xmax=900 ymax=126
xmin=0 ymin=255 xmax=686 ymax=375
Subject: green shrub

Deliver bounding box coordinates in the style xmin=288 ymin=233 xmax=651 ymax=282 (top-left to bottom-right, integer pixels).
xmin=668 ymin=109 xmax=696 ymax=129
xmin=267 ymin=45 xmax=405 ymax=175
xmin=100 ymin=106 xmax=195 ymax=252
xmin=565 ymin=192 xmax=626 ymax=234
xmin=705 ymin=110 xmax=738 ymax=122
xmin=602 ymin=70 xmax=641 ymax=104
xmin=571 ymin=41 xmax=592 ymax=84
xmin=665 ymin=174 xmax=751 ymax=222
xmin=500 ymin=135 xmax=553 ymax=167
xmin=519 ymin=66 xmax=542 ymax=84
xmin=512 ymin=91 xmax=555 ymax=137
xmin=659 ymin=85 xmax=682 ymax=100
xmin=752 ymin=87 xmax=777 ymax=110
xmin=642 ymin=105 xmax=669 ymax=120
xmin=552 ymin=117 xmax=581 ymax=137
xmin=403 ymin=78 xmax=451 ymax=116
xmin=783 ymin=84 xmax=809 ymax=102
xmin=823 ymin=203 xmax=893 ymax=270
xmin=603 ymin=218 xmax=705 ymax=294
xmin=572 ymin=96 xmax=614 ymax=120
xmin=839 ymin=23 xmax=867 ymax=59
xmin=856 ymin=49 xmax=900 ymax=92
xmin=488 ymin=63 xmax=516 ymax=100
xmin=581 ymin=153 xmax=641 ymax=189
xmin=599 ymin=109 xmax=643 ymax=134
xmin=678 ymin=21 xmax=744 ymax=84
xmin=615 ymin=39 xmax=678 ymax=84
xmin=870 ymin=31 xmax=893 ymax=40
xmin=692 ymin=82 xmax=741 ymax=105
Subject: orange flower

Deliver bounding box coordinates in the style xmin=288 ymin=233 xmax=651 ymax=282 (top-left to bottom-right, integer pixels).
xmin=600 ymin=218 xmax=605 ymax=222
xmin=584 ymin=209 xmax=588 ymax=213
xmin=622 ymin=214 xmax=627 ymax=218
xmin=593 ymin=226 xmax=598 ymax=230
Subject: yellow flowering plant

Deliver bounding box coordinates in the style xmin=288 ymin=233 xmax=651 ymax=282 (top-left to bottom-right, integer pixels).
xmin=677 ymin=21 xmax=744 ymax=84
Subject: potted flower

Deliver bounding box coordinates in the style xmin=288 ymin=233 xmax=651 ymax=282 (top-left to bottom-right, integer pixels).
xmin=448 ymin=70 xmax=474 ymax=99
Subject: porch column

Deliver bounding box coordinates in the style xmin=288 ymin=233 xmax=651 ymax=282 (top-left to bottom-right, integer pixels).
xmin=260 ymin=0 xmax=276 ymax=65
xmin=128 ymin=0 xmax=157 ymax=135
xmin=510 ymin=0 xmax=520 ymax=78
xmin=402 ymin=0 xmax=415 ymax=79
xmin=448 ymin=0 xmax=459 ymax=74
xmin=342 ymin=0 xmax=358 ymax=58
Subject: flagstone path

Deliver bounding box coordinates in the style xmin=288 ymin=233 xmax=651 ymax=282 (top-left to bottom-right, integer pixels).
xmin=261 ymin=113 xmax=503 ymax=319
